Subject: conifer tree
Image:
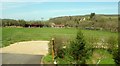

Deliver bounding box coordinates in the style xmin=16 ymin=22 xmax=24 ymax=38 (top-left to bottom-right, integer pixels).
xmin=69 ymin=30 xmax=86 ymax=64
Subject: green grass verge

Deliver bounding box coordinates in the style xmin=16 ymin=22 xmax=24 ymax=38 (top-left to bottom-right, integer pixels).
xmin=44 ymin=49 xmax=115 ymax=64
xmin=86 ymin=49 xmax=115 ymax=64
xmin=42 ymin=54 xmax=53 ymax=64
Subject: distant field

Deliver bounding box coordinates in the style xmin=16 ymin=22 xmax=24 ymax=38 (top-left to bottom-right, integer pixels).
xmin=2 ymin=27 xmax=118 ymax=47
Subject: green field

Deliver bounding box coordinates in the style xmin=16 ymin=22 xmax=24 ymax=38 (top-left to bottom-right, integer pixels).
xmin=1 ymin=27 xmax=118 ymax=64
xmin=2 ymin=27 xmax=117 ymax=47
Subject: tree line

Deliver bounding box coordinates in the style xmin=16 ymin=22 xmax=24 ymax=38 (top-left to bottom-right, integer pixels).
xmin=49 ymin=13 xmax=118 ymax=32
xmin=0 ymin=19 xmax=26 ymax=27
xmin=0 ymin=13 xmax=118 ymax=32
xmin=0 ymin=19 xmax=50 ymax=27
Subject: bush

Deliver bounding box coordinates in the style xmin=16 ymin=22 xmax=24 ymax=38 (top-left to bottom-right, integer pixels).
xmin=113 ymin=48 xmax=120 ymax=64
xmin=68 ymin=30 xmax=87 ymax=64
xmin=48 ymin=35 xmax=69 ymax=58
xmin=86 ymin=36 xmax=99 ymax=48
xmin=106 ymin=36 xmax=118 ymax=54
xmin=106 ymin=36 xmax=119 ymax=64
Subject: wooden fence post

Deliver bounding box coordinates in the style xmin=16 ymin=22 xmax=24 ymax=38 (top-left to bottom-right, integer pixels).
xmin=52 ymin=38 xmax=55 ymax=63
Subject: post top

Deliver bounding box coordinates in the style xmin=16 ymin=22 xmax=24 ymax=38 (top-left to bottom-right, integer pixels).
xmin=52 ymin=38 xmax=54 ymax=40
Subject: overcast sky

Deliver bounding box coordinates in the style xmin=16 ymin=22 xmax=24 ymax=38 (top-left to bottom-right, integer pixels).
xmin=1 ymin=1 xmax=118 ymax=20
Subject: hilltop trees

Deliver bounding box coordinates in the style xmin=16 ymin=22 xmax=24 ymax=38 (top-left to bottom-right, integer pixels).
xmin=1 ymin=19 xmax=26 ymax=27
xmin=90 ymin=13 xmax=95 ymax=19
xmin=1 ymin=13 xmax=118 ymax=32
xmin=2 ymin=19 xmax=17 ymax=26
xmin=48 ymin=13 xmax=118 ymax=32
xmin=18 ymin=20 xmax=26 ymax=27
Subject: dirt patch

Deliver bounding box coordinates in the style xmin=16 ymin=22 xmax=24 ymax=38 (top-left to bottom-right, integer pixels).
xmin=0 ymin=41 xmax=49 ymax=55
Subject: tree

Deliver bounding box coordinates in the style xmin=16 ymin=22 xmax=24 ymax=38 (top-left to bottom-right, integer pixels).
xmin=75 ymin=19 xmax=80 ymax=28
xmin=2 ymin=19 xmax=17 ymax=26
xmin=90 ymin=13 xmax=95 ymax=19
xmin=113 ymin=48 xmax=120 ymax=64
xmin=69 ymin=30 xmax=86 ymax=64
xmin=18 ymin=20 xmax=26 ymax=27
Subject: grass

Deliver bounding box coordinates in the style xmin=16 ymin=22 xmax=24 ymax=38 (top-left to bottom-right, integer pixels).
xmin=43 ymin=53 xmax=74 ymax=64
xmin=42 ymin=54 xmax=53 ymax=64
xmin=99 ymin=58 xmax=115 ymax=64
xmin=86 ymin=49 xmax=115 ymax=64
xmin=44 ymin=49 xmax=115 ymax=64
xmin=1 ymin=27 xmax=118 ymax=47
xmin=2 ymin=27 xmax=76 ymax=47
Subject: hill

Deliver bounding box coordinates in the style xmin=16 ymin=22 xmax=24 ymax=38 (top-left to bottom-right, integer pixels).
xmin=1 ymin=13 xmax=118 ymax=32
xmin=48 ymin=13 xmax=118 ymax=32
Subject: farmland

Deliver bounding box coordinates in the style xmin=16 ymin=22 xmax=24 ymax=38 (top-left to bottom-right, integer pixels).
xmin=2 ymin=27 xmax=118 ymax=47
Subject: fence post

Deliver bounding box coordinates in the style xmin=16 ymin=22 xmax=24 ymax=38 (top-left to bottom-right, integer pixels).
xmin=52 ymin=38 xmax=55 ymax=63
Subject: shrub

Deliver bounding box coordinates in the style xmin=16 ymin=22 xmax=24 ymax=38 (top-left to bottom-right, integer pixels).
xmin=48 ymin=35 xmax=69 ymax=58
xmin=106 ymin=36 xmax=118 ymax=54
xmin=68 ymin=30 xmax=87 ymax=64
xmin=113 ymin=48 xmax=120 ymax=64
xmin=106 ymin=36 xmax=119 ymax=64
xmin=86 ymin=36 xmax=99 ymax=48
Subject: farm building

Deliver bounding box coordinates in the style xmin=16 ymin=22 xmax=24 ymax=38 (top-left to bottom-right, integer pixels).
xmin=50 ymin=23 xmax=65 ymax=28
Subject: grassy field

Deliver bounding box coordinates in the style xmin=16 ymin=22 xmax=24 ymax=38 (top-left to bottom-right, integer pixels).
xmin=1 ymin=27 xmax=118 ymax=64
xmin=2 ymin=27 xmax=118 ymax=47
